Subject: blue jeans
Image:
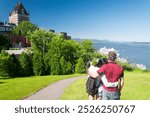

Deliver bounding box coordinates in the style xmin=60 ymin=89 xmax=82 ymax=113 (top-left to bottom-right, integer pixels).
xmin=102 ymin=88 xmax=120 ymax=100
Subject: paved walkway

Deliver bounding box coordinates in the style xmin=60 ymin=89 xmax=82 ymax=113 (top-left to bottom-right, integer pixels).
xmin=24 ymin=76 xmax=85 ymax=100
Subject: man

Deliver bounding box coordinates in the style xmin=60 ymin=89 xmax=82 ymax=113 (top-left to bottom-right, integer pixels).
xmin=97 ymin=51 xmax=124 ymax=100
xmin=87 ymin=59 xmax=119 ymax=100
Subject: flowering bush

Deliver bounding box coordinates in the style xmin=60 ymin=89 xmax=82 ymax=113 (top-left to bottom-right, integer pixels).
xmin=98 ymin=47 xmax=147 ymax=71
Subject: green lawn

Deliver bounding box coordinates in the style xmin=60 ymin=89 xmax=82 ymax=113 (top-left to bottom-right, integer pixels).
xmin=61 ymin=78 xmax=87 ymax=100
xmin=61 ymin=71 xmax=150 ymax=100
xmin=0 ymin=74 xmax=83 ymax=100
xmin=121 ymin=71 xmax=150 ymax=100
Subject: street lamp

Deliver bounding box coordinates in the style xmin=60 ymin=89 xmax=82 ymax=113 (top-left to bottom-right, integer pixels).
xmin=39 ymin=31 xmax=50 ymax=59
xmin=39 ymin=37 xmax=45 ymax=60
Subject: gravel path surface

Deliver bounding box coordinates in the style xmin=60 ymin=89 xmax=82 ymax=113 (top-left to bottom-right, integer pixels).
xmin=24 ymin=76 xmax=85 ymax=100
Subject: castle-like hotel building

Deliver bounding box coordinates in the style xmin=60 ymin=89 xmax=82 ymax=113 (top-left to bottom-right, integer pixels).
xmin=0 ymin=2 xmax=71 ymax=48
xmin=0 ymin=2 xmax=29 ymax=34
xmin=9 ymin=2 xmax=30 ymax=25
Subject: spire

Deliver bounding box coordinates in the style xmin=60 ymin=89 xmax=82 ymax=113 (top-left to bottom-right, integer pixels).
xmin=9 ymin=2 xmax=30 ymax=25
xmin=12 ymin=2 xmax=29 ymax=15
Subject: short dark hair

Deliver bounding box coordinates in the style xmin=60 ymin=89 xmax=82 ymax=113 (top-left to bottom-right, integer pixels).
xmin=108 ymin=51 xmax=117 ymax=61
xmin=96 ymin=58 xmax=107 ymax=67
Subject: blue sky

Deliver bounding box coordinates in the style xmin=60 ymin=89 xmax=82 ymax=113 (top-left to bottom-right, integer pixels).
xmin=0 ymin=0 xmax=150 ymax=42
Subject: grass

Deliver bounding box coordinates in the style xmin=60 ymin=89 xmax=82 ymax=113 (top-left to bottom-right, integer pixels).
xmin=121 ymin=71 xmax=150 ymax=100
xmin=61 ymin=71 xmax=150 ymax=100
xmin=0 ymin=74 xmax=83 ymax=100
xmin=61 ymin=78 xmax=88 ymax=100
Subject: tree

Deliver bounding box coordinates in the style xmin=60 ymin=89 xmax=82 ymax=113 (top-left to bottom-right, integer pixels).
xmin=32 ymin=52 xmax=45 ymax=76
xmin=66 ymin=62 xmax=72 ymax=74
xmin=59 ymin=56 xmax=73 ymax=75
xmin=61 ymin=40 xmax=79 ymax=67
xmin=28 ymin=29 xmax=56 ymax=75
xmin=0 ymin=51 xmax=20 ymax=77
xmin=0 ymin=52 xmax=10 ymax=77
xmin=19 ymin=52 xmax=33 ymax=76
xmin=44 ymin=53 xmax=50 ymax=75
xmin=12 ymin=21 xmax=38 ymax=36
xmin=28 ymin=29 xmax=96 ymax=75
xmin=47 ymin=35 xmax=64 ymax=75
xmin=50 ymin=55 xmax=61 ymax=75
xmin=75 ymin=57 xmax=85 ymax=73
xmin=0 ymin=35 xmax=9 ymax=52
xmin=9 ymin=54 xmax=21 ymax=77
xmin=28 ymin=29 xmax=54 ymax=58
xmin=79 ymin=39 xmax=95 ymax=63
xmin=60 ymin=56 xmax=66 ymax=75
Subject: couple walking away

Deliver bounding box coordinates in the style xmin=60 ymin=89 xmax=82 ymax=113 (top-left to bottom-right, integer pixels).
xmin=86 ymin=51 xmax=124 ymax=100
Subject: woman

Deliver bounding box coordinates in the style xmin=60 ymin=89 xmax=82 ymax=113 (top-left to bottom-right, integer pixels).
xmin=86 ymin=58 xmax=119 ymax=100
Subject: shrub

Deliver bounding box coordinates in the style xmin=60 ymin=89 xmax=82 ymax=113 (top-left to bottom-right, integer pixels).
xmin=9 ymin=54 xmax=21 ymax=77
xmin=60 ymin=56 xmax=66 ymax=75
xmin=49 ymin=55 xmax=61 ymax=75
xmin=19 ymin=52 xmax=33 ymax=76
xmin=0 ymin=52 xmax=20 ymax=77
xmin=44 ymin=53 xmax=50 ymax=75
xmin=0 ymin=53 xmax=10 ymax=77
xmin=32 ymin=52 xmax=45 ymax=76
xmin=75 ymin=57 xmax=85 ymax=73
xmin=59 ymin=56 xmax=73 ymax=75
xmin=66 ymin=62 xmax=72 ymax=74
xmin=0 ymin=35 xmax=9 ymax=52
xmin=117 ymin=61 xmax=134 ymax=71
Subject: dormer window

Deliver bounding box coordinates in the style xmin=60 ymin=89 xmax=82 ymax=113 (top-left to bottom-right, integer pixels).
xmin=22 ymin=9 xmax=24 ymax=14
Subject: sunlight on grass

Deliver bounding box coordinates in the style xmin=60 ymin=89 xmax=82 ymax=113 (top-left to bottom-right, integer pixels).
xmin=0 ymin=74 xmax=83 ymax=100
xmin=61 ymin=71 xmax=150 ymax=100
xmin=121 ymin=72 xmax=150 ymax=100
xmin=61 ymin=78 xmax=88 ymax=100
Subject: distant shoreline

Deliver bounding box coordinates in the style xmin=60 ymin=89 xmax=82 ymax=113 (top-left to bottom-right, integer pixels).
xmin=74 ymin=38 xmax=150 ymax=43
xmin=74 ymin=38 xmax=150 ymax=69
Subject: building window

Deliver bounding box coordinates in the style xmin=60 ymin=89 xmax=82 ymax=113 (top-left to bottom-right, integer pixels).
xmin=22 ymin=9 xmax=24 ymax=14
